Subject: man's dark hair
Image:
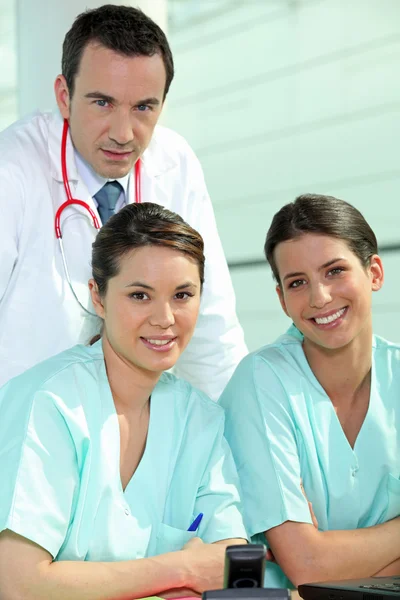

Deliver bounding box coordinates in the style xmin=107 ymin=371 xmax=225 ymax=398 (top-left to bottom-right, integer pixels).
xmin=62 ymin=4 xmax=174 ymax=99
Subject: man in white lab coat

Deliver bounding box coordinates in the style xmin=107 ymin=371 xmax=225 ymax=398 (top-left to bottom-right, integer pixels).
xmin=0 ymin=4 xmax=247 ymax=398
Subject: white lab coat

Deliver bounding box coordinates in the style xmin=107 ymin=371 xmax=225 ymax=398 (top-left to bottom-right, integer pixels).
xmin=0 ymin=110 xmax=247 ymax=398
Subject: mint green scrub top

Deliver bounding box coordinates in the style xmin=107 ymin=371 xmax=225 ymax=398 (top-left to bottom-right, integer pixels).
xmin=0 ymin=341 xmax=247 ymax=561
xmin=219 ymin=327 xmax=400 ymax=588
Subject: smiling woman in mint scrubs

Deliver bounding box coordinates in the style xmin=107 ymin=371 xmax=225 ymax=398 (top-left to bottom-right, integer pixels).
xmin=220 ymin=194 xmax=400 ymax=588
xmin=0 ymin=203 xmax=247 ymax=600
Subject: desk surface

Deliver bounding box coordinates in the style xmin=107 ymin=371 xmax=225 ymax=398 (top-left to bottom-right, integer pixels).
xmin=139 ymin=593 xmax=299 ymax=600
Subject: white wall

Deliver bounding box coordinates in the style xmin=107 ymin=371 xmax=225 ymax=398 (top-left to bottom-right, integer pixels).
xmin=165 ymin=0 xmax=400 ymax=350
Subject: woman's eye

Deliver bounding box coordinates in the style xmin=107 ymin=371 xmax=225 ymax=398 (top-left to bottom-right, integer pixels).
xmin=175 ymin=292 xmax=193 ymax=300
xmin=328 ymin=267 xmax=344 ymax=276
xmin=129 ymin=292 xmax=149 ymax=301
xmin=288 ymin=279 xmax=306 ymax=289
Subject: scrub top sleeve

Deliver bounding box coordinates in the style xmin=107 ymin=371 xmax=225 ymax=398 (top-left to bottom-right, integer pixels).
xmin=173 ymin=148 xmax=247 ymax=400
xmin=219 ymin=354 xmax=312 ymax=538
xmin=0 ymin=384 xmax=79 ymax=558
xmin=194 ymin=414 xmax=248 ymax=544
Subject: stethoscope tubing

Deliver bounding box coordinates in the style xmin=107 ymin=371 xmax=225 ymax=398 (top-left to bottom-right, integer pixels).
xmin=56 ymin=119 xmax=141 ymax=316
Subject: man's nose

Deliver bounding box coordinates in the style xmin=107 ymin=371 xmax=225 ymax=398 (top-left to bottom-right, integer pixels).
xmin=108 ymin=110 xmax=134 ymax=146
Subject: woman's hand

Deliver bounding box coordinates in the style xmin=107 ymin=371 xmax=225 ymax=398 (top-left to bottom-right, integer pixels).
xmin=180 ymin=537 xmax=226 ymax=593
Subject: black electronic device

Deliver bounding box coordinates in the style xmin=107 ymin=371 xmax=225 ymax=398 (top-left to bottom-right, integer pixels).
xmin=203 ymin=589 xmax=290 ymax=600
xmin=224 ymin=544 xmax=266 ymax=589
xmin=202 ymin=543 xmax=290 ymax=600
xmin=298 ymin=576 xmax=400 ymax=600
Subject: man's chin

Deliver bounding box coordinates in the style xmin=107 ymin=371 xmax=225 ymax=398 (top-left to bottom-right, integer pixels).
xmin=96 ymin=164 xmax=133 ymax=179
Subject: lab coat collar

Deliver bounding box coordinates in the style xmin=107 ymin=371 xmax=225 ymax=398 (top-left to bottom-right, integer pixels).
xmin=48 ymin=109 xmax=179 ymax=184
xmin=140 ymin=125 xmax=178 ymax=178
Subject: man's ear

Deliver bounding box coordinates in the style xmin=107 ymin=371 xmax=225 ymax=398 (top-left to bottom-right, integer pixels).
xmin=276 ymin=284 xmax=290 ymax=317
xmin=88 ymin=279 xmax=105 ymax=319
xmin=54 ymin=75 xmax=71 ymax=120
xmin=369 ymin=254 xmax=384 ymax=292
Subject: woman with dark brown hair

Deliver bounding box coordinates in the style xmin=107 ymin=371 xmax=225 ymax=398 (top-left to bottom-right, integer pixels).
xmin=0 ymin=203 xmax=247 ymax=600
xmin=221 ymin=194 xmax=400 ymax=589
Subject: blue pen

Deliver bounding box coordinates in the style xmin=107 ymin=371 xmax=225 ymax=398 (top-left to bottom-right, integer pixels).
xmin=188 ymin=512 xmax=203 ymax=532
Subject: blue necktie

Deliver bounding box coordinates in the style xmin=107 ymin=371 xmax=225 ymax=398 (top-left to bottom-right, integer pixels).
xmin=94 ymin=181 xmax=123 ymax=225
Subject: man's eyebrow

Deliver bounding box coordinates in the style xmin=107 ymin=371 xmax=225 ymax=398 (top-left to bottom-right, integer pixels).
xmin=134 ymin=97 xmax=160 ymax=106
xmin=84 ymin=93 xmax=161 ymax=107
xmin=84 ymin=92 xmax=116 ymax=103
xmin=282 ymin=258 xmax=346 ymax=282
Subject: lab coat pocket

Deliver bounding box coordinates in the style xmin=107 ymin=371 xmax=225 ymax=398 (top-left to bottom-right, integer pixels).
xmin=385 ymin=474 xmax=400 ymax=522
xmin=156 ymin=523 xmax=196 ymax=555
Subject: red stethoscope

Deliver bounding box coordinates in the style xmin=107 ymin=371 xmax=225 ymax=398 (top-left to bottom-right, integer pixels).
xmin=55 ymin=119 xmax=142 ymax=315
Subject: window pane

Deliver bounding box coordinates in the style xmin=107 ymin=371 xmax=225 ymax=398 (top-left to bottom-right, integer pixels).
xmin=0 ymin=0 xmax=17 ymax=131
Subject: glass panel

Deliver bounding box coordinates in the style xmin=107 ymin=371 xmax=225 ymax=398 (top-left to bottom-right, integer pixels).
xmin=168 ymin=0 xmax=243 ymax=31
xmin=0 ymin=0 xmax=17 ymax=131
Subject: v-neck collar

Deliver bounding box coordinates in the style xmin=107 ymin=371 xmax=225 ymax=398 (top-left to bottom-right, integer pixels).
xmin=98 ymin=363 xmax=154 ymax=496
xmin=94 ymin=349 xmax=178 ymax=519
xmin=297 ymin=341 xmax=376 ymax=455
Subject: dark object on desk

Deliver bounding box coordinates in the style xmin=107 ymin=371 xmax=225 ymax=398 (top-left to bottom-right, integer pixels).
xmin=203 ymin=544 xmax=290 ymax=600
xmin=298 ymin=576 xmax=400 ymax=600
xmin=203 ymin=589 xmax=290 ymax=600
xmin=224 ymin=544 xmax=266 ymax=588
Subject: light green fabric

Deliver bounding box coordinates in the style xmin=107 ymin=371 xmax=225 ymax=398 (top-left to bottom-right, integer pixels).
xmin=220 ymin=326 xmax=400 ymax=588
xmin=0 ymin=340 xmax=247 ymax=561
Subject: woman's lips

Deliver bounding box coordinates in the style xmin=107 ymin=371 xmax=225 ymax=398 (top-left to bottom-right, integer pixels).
xmin=310 ymin=307 xmax=348 ymax=330
xmin=140 ymin=337 xmax=177 ymax=352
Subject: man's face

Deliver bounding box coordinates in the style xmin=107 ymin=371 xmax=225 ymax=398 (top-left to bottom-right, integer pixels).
xmin=55 ymin=43 xmax=166 ymax=178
